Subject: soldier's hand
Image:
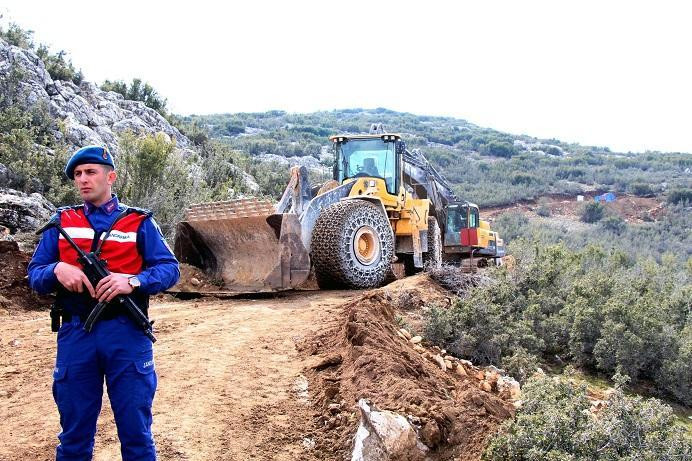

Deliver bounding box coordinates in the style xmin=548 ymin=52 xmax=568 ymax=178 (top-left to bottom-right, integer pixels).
xmin=54 ymin=262 xmax=96 ymax=297
xmin=95 ymin=274 xmax=133 ymax=303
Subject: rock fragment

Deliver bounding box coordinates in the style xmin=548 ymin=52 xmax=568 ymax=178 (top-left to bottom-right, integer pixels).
xmin=433 ymin=355 xmax=447 ymax=372
xmin=351 ymin=399 xmax=427 ymax=461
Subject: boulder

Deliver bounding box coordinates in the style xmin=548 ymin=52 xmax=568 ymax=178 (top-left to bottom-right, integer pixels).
xmin=351 ymin=399 xmax=427 ymax=461
xmin=0 ymin=188 xmax=55 ymax=233
xmin=0 ymin=38 xmax=261 ymax=199
xmin=0 ymin=163 xmax=18 ymax=187
xmin=255 ymin=153 xmax=325 ymax=171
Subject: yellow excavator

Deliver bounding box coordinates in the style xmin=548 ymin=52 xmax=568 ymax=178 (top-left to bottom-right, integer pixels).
xmin=173 ymin=124 xmax=503 ymax=293
xmin=401 ymin=148 xmax=505 ymax=269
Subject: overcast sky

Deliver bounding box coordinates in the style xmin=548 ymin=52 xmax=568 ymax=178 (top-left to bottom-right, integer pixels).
xmin=2 ymin=1 xmax=691 ymax=153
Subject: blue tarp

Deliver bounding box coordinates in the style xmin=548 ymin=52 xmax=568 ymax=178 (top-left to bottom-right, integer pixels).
xmin=594 ymin=193 xmax=616 ymax=203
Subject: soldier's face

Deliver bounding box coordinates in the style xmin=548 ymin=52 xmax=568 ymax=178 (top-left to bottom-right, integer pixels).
xmin=73 ymin=164 xmax=117 ymax=205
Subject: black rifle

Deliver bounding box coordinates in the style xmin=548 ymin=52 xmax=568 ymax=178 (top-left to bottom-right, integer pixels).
xmin=36 ymin=214 xmax=156 ymax=343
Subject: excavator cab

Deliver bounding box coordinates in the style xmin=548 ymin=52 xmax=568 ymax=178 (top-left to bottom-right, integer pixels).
xmin=443 ymin=202 xmax=505 ymax=259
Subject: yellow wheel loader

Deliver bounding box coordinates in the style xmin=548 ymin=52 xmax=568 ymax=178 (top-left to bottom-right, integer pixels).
xmin=173 ymin=124 xmax=441 ymax=293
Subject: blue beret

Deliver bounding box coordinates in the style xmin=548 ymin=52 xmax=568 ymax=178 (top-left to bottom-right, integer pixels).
xmin=65 ymin=146 xmax=115 ymax=179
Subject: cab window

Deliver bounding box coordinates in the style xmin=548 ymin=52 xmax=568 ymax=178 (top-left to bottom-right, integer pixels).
xmin=336 ymin=139 xmax=397 ymax=194
xmin=469 ymin=207 xmax=479 ymax=228
xmin=445 ymin=206 xmax=468 ymax=244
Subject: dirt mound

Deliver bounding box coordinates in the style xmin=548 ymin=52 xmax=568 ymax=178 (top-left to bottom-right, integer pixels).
xmin=373 ymin=273 xmax=454 ymax=335
xmin=376 ymin=273 xmax=453 ymax=311
xmin=302 ymin=279 xmax=514 ymax=460
xmin=0 ymin=241 xmax=52 ymax=312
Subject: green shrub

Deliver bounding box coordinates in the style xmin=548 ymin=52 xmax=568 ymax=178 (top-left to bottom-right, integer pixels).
xmin=630 ymin=182 xmax=655 ymax=197
xmin=1 ymin=23 xmax=82 ymax=85
xmin=116 ymin=131 xmax=202 ymax=237
xmin=36 ymin=46 xmax=82 ymax=84
xmin=424 ymin=242 xmax=692 ymax=405
xmin=668 ymin=188 xmax=692 ymax=205
xmin=599 ymin=215 xmax=626 ymax=234
xmin=545 ymin=146 xmax=562 ymax=156
xmin=511 ymin=172 xmax=537 ymax=186
xmin=198 ymin=141 xmax=252 ymax=199
xmin=484 ymin=374 xmax=692 ymax=460
xmin=492 ymin=212 xmax=529 ymax=242
xmin=0 ymin=69 xmax=75 ymax=204
xmin=501 ymin=347 xmax=539 ymax=383
xmin=481 ymin=140 xmax=516 ymax=158
xmin=224 ymin=119 xmax=245 ymax=136
xmin=535 ymin=198 xmax=551 ymax=217
xmin=101 ymin=79 xmax=167 ymax=116
xmin=246 ymin=160 xmax=291 ymax=199
xmin=0 ymin=22 xmax=34 ymax=49
xmin=580 ymin=201 xmax=604 ymax=223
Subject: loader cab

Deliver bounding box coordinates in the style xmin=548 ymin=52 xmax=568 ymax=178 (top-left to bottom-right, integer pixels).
xmin=444 ymin=203 xmax=480 ymax=246
xmin=331 ymin=134 xmax=402 ymax=195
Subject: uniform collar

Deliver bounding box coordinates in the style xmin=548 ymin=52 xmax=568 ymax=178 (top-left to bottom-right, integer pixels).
xmin=84 ymin=195 xmax=119 ymax=216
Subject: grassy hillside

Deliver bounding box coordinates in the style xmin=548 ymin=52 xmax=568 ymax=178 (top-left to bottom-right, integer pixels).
xmin=181 ymin=109 xmax=691 ymax=207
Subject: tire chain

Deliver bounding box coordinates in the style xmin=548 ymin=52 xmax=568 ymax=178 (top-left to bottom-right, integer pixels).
xmin=311 ymin=201 xmax=394 ymax=289
xmin=423 ymin=216 xmax=442 ymax=270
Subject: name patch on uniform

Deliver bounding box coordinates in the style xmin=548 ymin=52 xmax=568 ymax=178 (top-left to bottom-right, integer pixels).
xmin=107 ymin=230 xmax=137 ymax=243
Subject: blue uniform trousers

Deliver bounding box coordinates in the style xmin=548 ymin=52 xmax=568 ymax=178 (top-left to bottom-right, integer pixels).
xmin=52 ymin=315 xmax=157 ymax=460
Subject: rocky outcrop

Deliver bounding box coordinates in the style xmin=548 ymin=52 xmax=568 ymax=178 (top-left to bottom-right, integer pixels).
xmin=0 ymin=38 xmax=265 ymax=197
xmin=255 ymin=153 xmax=330 ymax=171
xmin=0 ymin=38 xmax=188 ymax=155
xmin=0 ymin=188 xmax=55 ymax=233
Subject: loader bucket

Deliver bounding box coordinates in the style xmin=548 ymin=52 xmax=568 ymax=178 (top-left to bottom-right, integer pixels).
xmin=174 ymin=199 xmax=311 ymax=293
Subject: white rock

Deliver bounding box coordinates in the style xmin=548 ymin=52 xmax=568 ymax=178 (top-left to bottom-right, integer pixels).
xmin=351 ymin=399 xmax=427 ymax=461
xmin=433 ymin=355 xmax=447 ymax=372
xmin=0 ymin=188 xmax=55 ymax=232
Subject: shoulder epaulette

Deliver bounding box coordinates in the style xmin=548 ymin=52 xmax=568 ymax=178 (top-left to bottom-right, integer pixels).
xmin=123 ymin=206 xmax=153 ymax=217
xmin=55 ymin=204 xmax=83 ymax=215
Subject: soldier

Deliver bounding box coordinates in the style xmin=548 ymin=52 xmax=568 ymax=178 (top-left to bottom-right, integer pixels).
xmin=28 ymin=145 xmax=180 ymax=460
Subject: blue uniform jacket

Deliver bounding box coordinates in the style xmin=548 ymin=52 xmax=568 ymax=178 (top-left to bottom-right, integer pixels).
xmin=28 ymin=196 xmax=180 ymax=314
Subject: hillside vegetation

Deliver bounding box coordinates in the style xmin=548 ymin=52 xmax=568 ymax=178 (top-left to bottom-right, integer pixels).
xmin=183 ymin=109 xmax=691 ymax=207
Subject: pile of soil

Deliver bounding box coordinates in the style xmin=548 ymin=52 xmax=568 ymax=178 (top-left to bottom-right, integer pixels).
xmin=301 ymin=279 xmax=515 ymax=460
xmin=169 ymin=263 xmax=225 ymax=293
xmin=375 ymin=273 xmax=454 ymax=333
xmin=0 ymin=241 xmax=52 ymax=312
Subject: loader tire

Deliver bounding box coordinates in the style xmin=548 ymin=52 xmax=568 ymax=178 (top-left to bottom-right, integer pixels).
xmin=423 ymin=217 xmax=442 ymax=270
xmin=311 ymin=200 xmax=394 ymax=289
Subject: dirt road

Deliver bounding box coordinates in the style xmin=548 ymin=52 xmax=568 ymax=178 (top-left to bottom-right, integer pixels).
xmin=0 ymin=290 xmax=359 ymax=461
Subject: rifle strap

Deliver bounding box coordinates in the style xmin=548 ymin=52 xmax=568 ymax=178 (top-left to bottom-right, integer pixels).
xmin=94 ymin=207 xmax=131 ymax=256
